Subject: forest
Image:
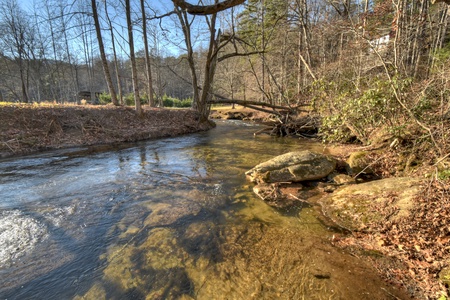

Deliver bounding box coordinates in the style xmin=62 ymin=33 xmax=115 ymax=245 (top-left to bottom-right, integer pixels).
xmin=1 ymin=0 xmax=450 ymax=298
xmin=0 ymin=0 xmax=449 ymax=130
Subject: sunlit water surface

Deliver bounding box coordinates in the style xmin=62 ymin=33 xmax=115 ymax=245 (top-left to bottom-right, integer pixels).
xmin=0 ymin=121 xmax=407 ymax=300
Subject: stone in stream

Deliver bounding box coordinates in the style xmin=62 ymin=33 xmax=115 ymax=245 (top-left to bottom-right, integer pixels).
xmin=245 ymin=150 xmax=336 ymax=184
xmin=252 ymin=183 xmax=302 ymax=208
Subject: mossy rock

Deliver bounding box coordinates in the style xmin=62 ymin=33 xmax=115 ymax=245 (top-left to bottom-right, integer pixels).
xmin=246 ymin=150 xmax=336 ymax=183
xmin=346 ymin=151 xmax=373 ymax=175
xmin=320 ymin=177 xmax=423 ymax=231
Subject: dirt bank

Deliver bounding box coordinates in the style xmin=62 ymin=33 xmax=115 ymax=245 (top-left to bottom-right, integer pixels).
xmin=0 ymin=104 xmax=213 ymax=159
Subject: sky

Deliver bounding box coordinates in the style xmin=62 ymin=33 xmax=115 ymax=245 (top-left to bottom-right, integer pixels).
xmin=17 ymin=0 xmax=185 ymax=58
xmin=15 ymin=0 xmax=239 ymax=59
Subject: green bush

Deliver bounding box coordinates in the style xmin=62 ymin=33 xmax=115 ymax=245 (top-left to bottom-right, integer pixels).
xmin=98 ymin=93 xmax=111 ymax=104
xmin=179 ymin=98 xmax=192 ymax=108
xmin=162 ymin=95 xmax=192 ymax=108
xmin=125 ymin=93 xmax=135 ymax=106
xmin=96 ymin=93 xmax=191 ymax=107
xmin=317 ymin=78 xmax=409 ymax=144
xmin=124 ymin=93 xmax=147 ymax=106
xmin=162 ymin=95 xmax=174 ymax=107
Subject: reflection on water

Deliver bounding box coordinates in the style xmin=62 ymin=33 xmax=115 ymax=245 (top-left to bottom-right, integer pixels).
xmin=0 ymin=120 xmax=406 ymax=299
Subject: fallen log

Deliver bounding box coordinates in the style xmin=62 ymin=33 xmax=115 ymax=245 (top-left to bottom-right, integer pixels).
xmin=208 ymin=98 xmax=310 ymax=113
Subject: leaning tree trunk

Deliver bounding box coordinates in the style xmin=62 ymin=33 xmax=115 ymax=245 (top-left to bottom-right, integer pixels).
xmin=91 ymin=0 xmax=118 ymax=105
xmin=197 ymin=14 xmax=220 ymax=121
xmin=174 ymin=0 xmax=246 ymax=121
xmin=175 ymin=7 xmax=200 ymax=112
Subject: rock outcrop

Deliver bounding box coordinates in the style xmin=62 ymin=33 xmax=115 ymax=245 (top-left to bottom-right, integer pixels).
xmin=320 ymin=177 xmax=423 ymax=231
xmin=245 ymin=150 xmax=336 ymax=184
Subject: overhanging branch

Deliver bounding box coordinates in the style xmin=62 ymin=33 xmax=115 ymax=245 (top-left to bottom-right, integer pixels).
xmin=172 ymin=0 xmax=245 ymax=15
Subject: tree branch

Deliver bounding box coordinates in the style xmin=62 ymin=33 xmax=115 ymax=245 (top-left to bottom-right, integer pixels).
xmin=172 ymin=0 xmax=245 ymax=15
xmin=218 ymin=51 xmax=264 ymax=62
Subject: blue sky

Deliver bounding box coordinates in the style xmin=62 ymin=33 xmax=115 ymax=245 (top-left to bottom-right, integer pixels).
xmin=17 ymin=0 xmax=184 ymax=57
xmin=16 ymin=0 xmax=236 ymax=58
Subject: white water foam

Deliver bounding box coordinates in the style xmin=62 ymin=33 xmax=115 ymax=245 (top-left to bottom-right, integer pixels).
xmin=43 ymin=204 xmax=77 ymax=227
xmin=0 ymin=210 xmax=48 ymax=267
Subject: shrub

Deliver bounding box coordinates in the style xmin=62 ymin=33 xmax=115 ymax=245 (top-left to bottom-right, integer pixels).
xmin=317 ymin=78 xmax=409 ymax=144
xmin=124 ymin=93 xmax=146 ymax=106
xmin=98 ymin=93 xmax=111 ymax=104
xmin=179 ymin=98 xmax=192 ymax=108
xmin=162 ymin=95 xmax=174 ymax=107
xmin=162 ymin=95 xmax=192 ymax=108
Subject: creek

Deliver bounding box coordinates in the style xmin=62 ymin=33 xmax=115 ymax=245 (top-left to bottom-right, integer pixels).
xmin=0 ymin=120 xmax=406 ymax=299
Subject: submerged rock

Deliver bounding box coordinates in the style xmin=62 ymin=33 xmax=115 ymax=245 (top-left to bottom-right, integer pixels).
xmin=253 ymin=183 xmax=304 ymax=208
xmin=320 ymin=177 xmax=423 ymax=231
xmin=245 ymin=150 xmax=336 ymax=184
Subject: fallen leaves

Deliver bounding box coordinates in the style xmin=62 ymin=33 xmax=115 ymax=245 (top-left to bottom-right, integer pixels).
xmin=0 ymin=104 xmax=211 ymax=158
xmin=335 ymin=179 xmax=450 ymax=299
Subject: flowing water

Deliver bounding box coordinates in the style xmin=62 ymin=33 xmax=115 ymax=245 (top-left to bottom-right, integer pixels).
xmin=0 ymin=121 xmax=407 ymax=300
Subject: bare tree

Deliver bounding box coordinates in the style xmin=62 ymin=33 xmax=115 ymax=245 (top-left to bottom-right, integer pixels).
xmin=175 ymin=5 xmax=221 ymax=120
xmin=0 ymin=0 xmax=31 ymax=102
xmin=125 ymin=0 xmax=142 ymax=115
xmin=91 ymin=0 xmax=119 ymax=105
xmin=75 ymin=1 xmax=96 ymax=99
xmin=104 ymin=0 xmax=124 ymax=105
xmin=173 ymin=0 xmax=246 ymax=120
xmin=140 ymin=0 xmax=155 ymax=107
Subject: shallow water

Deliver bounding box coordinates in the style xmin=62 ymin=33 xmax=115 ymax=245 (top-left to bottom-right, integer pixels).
xmin=0 ymin=120 xmax=406 ymax=299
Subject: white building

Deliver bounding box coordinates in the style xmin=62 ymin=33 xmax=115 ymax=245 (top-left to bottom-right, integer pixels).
xmin=369 ymin=34 xmax=391 ymax=52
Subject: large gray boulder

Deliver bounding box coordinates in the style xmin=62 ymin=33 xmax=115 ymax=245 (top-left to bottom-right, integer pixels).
xmin=245 ymin=150 xmax=336 ymax=183
xmin=320 ymin=177 xmax=423 ymax=232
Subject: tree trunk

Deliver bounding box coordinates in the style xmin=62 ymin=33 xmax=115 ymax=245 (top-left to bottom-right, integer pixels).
xmin=140 ymin=0 xmax=155 ymax=107
xmin=105 ymin=0 xmax=123 ymax=105
xmin=175 ymin=7 xmax=200 ymax=111
xmin=197 ymin=14 xmax=220 ymax=121
xmin=125 ymin=0 xmax=142 ymax=115
xmin=91 ymin=0 xmax=118 ymax=105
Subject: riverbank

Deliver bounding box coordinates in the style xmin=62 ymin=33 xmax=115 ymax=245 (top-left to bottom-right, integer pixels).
xmin=2 ymin=103 xmax=449 ymax=298
xmin=0 ymin=104 xmax=213 ymax=158
xmin=210 ymin=106 xmax=450 ymax=299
